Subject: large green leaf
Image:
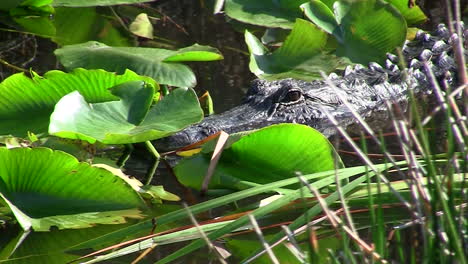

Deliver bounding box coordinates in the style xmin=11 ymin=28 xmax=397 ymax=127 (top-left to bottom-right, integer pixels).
xmin=0 ymin=69 xmax=156 ymax=138
xmin=49 ymin=83 xmax=204 ymax=144
xmin=246 ymin=19 xmax=343 ymax=81
xmin=0 ymin=223 xmax=135 ymax=263
xmin=224 ymin=0 xmax=423 ymax=29
xmin=55 ymin=42 xmax=223 ymax=87
xmin=9 ymin=6 xmax=132 ymax=46
xmin=302 ymin=0 xmax=338 ymax=35
xmin=175 ymin=124 xmax=342 ymax=190
xmin=52 ymin=0 xmax=156 ymax=6
xmin=302 ymin=0 xmax=406 ymax=64
xmin=0 ymin=147 xmax=145 ymax=231
xmin=225 ymin=0 xmax=308 ymax=29
xmin=336 ymin=0 xmax=406 ymax=63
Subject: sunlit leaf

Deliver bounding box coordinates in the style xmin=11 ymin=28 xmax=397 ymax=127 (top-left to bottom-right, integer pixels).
xmin=225 ymin=0 xmax=308 ymax=29
xmin=49 ymin=83 xmax=204 ymax=144
xmin=246 ymin=19 xmax=343 ymax=81
xmin=301 ymin=0 xmax=338 ymax=35
xmin=303 ymin=0 xmax=406 ymax=64
xmin=0 ymin=147 xmax=145 ymax=231
xmin=163 ymin=44 xmax=224 ymax=62
xmin=334 ymin=0 xmax=407 ymax=63
xmin=175 ymin=124 xmax=342 ymax=190
xmin=0 ymin=68 xmax=156 ymax=138
xmin=55 ymin=41 xmax=223 ymax=87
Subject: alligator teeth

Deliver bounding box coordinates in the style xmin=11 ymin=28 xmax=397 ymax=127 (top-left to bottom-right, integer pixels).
xmin=369 ymin=62 xmax=383 ymax=72
xmin=419 ymin=49 xmax=433 ymax=61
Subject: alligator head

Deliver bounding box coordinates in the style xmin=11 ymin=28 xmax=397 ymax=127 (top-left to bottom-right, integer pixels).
xmin=156 ymin=79 xmax=340 ymax=150
xmin=155 ymin=71 xmax=412 ymax=151
xmin=155 ymin=24 xmax=463 ymax=151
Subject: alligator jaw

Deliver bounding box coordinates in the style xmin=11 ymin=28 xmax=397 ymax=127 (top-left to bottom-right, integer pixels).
xmin=154 ymin=103 xmax=275 ymax=151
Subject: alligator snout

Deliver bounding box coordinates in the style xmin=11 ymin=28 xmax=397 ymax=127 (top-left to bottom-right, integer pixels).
xmin=155 ymin=124 xmax=218 ymax=152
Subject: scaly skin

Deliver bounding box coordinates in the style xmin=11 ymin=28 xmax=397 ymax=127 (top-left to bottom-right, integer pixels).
xmin=156 ymin=24 xmax=466 ymax=151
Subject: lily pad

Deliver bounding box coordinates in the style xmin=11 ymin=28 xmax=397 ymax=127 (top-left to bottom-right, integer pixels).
xmin=55 ymin=42 xmax=224 ymax=88
xmin=246 ymin=19 xmax=343 ymax=81
xmin=225 ymin=0 xmax=424 ymax=30
xmin=49 ymin=82 xmax=204 ymax=144
xmin=302 ymin=0 xmax=407 ymax=64
xmin=174 ymin=124 xmax=342 ymax=191
xmin=0 ymin=147 xmax=145 ymax=231
xmin=0 ymin=68 xmax=156 ymax=138
xmin=225 ymin=0 xmax=308 ymax=29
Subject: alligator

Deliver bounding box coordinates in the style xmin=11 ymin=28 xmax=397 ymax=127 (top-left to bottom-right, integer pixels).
xmin=156 ymin=24 xmax=466 ymax=151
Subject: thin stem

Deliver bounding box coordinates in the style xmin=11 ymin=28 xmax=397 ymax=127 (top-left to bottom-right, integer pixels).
xmin=145 ymin=141 xmax=160 ymax=185
xmin=0 ymin=58 xmax=28 ymax=73
xmin=117 ymin=144 xmax=134 ymax=168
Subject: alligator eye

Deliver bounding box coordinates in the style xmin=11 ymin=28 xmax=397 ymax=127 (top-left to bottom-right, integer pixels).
xmin=282 ymin=90 xmax=302 ymax=103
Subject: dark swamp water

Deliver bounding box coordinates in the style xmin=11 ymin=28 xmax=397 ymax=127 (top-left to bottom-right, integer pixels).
xmin=0 ymin=0 xmax=463 ymax=263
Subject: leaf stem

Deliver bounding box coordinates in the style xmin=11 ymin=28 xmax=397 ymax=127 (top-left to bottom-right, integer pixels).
xmin=117 ymin=144 xmax=134 ymax=168
xmin=145 ymin=141 xmax=160 ymax=185
xmin=0 ymin=58 xmax=28 ymax=73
